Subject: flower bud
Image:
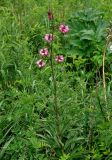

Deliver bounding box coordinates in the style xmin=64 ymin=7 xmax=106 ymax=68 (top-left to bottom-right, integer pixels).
xmin=48 ymin=10 xmax=53 ymax=20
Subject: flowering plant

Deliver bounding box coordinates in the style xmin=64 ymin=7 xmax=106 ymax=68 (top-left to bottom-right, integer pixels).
xmin=35 ymin=8 xmax=70 ymax=152
xmin=36 ymin=11 xmax=69 ymax=69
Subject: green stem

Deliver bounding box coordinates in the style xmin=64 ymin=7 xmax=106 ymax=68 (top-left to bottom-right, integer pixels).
xmin=97 ymin=95 xmax=107 ymax=122
xmin=50 ymin=42 xmax=62 ymax=147
xmin=50 ymin=42 xmax=59 ymax=121
xmin=49 ymin=16 xmax=63 ymax=148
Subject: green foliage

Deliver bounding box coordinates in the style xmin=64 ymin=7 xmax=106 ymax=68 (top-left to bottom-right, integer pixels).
xmin=66 ymin=7 xmax=112 ymax=85
xmin=0 ymin=0 xmax=112 ymax=160
xmin=68 ymin=8 xmax=107 ymax=56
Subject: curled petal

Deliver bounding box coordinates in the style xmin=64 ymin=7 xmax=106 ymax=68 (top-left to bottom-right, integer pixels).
xmin=44 ymin=34 xmax=53 ymax=42
xmin=55 ymin=55 xmax=64 ymax=63
xmin=59 ymin=24 xmax=69 ymax=33
xmin=36 ymin=59 xmax=46 ymax=68
xmin=39 ymin=48 xmax=49 ymax=57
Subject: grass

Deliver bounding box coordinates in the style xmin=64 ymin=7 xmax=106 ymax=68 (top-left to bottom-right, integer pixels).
xmin=0 ymin=0 xmax=112 ymax=159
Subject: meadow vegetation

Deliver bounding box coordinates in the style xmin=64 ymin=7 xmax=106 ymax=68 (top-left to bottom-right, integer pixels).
xmin=0 ymin=0 xmax=112 ymax=159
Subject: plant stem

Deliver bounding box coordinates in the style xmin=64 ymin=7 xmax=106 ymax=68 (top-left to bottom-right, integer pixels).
xmin=50 ymin=42 xmax=59 ymax=120
xmin=102 ymin=38 xmax=109 ymax=103
xmin=48 ymin=4 xmax=63 ymax=149
xmin=97 ymin=95 xmax=107 ymax=122
xmin=50 ymin=42 xmax=63 ymax=148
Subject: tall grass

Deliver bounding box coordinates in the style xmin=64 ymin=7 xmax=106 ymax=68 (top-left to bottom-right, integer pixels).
xmin=0 ymin=0 xmax=112 ymax=159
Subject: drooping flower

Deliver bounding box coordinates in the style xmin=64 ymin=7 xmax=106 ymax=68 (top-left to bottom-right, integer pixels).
xmin=48 ymin=10 xmax=53 ymax=20
xmin=55 ymin=55 xmax=64 ymax=63
xmin=36 ymin=59 xmax=45 ymax=68
xmin=59 ymin=24 xmax=69 ymax=33
xmin=44 ymin=34 xmax=53 ymax=42
xmin=39 ymin=48 xmax=49 ymax=57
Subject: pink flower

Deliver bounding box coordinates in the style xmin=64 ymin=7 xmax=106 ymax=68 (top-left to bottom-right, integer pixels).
xmin=59 ymin=24 xmax=69 ymax=33
xmin=48 ymin=10 xmax=53 ymax=20
xmin=36 ymin=59 xmax=45 ymax=68
xmin=44 ymin=34 xmax=53 ymax=42
xmin=39 ymin=48 xmax=49 ymax=57
xmin=55 ymin=55 xmax=64 ymax=63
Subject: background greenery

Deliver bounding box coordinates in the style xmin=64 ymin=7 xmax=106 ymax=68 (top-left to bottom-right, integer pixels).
xmin=0 ymin=0 xmax=112 ymax=159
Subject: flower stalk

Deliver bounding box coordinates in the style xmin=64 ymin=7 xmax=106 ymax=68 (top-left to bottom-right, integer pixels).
xmin=49 ymin=14 xmax=63 ymax=149
xmin=50 ymin=41 xmax=60 ymax=130
xmin=36 ymin=6 xmax=69 ymax=150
